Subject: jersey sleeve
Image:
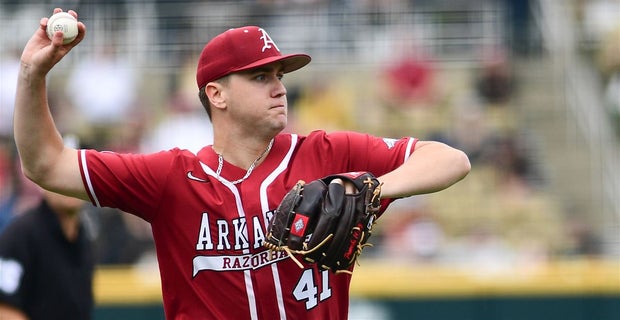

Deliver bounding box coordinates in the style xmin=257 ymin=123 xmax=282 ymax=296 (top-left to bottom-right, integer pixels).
xmin=78 ymin=149 xmax=178 ymax=222
xmin=305 ymin=130 xmax=417 ymax=177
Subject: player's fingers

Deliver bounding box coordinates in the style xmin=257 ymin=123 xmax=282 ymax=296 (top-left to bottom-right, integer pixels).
xmin=73 ymin=22 xmax=87 ymax=43
xmin=68 ymin=9 xmax=78 ymax=20
xmin=330 ymin=179 xmax=356 ymax=194
xmin=51 ymin=31 xmax=65 ymax=45
xmin=344 ymin=182 xmax=356 ymax=194
xmin=39 ymin=17 xmax=48 ymax=31
xmin=66 ymin=10 xmax=86 ymax=45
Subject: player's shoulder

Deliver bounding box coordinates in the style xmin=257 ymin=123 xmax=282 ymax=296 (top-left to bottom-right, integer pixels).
xmin=85 ymin=147 xmax=205 ymax=178
xmin=297 ymin=130 xmax=416 ymax=154
xmin=169 ymin=147 xmax=205 ymax=160
xmin=107 ymin=147 xmax=203 ymax=164
xmin=299 ymin=129 xmax=377 ymax=144
xmin=154 ymin=147 xmax=206 ymax=171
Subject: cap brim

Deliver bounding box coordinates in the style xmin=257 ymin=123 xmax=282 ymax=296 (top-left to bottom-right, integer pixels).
xmin=232 ymin=53 xmax=311 ymax=75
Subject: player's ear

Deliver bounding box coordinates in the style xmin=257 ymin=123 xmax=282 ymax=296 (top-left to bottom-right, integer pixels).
xmin=205 ymin=82 xmax=226 ymax=110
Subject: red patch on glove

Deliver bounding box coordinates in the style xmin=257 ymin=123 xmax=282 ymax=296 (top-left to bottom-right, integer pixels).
xmin=290 ymin=214 xmax=310 ymax=238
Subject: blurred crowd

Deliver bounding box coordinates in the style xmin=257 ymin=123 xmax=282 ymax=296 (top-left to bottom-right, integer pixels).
xmin=575 ymin=0 xmax=620 ymax=137
xmin=0 ymin=0 xmax=614 ymax=270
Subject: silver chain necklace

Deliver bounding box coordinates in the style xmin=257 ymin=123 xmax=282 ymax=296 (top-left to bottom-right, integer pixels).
xmin=215 ymin=138 xmax=274 ymax=185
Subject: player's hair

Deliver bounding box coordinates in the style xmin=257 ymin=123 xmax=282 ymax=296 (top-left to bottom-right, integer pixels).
xmin=198 ymin=86 xmax=212 ymax=119
xmin=198 ymin=76 xmax=230 ymax=120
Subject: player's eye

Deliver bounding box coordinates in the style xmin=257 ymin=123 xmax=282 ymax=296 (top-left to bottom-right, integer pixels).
xmin=253 ymin=73 xmax=283 ymax=83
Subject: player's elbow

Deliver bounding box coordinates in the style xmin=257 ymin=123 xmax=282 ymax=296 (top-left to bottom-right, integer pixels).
xmin=433 ymin=148 xmax=471 ymax=192
xmin=453 ymin=148 xmax=471 ymax=181
xmin=20 ymin=158 xmax=52 ymax=187
xmin=420 ymin=140 xmax=471 ymax=185
xmin=18 ymin=150 xmax=66 ymax=190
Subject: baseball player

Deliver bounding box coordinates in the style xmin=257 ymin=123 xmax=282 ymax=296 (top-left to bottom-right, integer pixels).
xmin=13 ymin=8 xmax=470 ymax=319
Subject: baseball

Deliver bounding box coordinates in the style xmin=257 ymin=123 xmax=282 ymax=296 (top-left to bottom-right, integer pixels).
xmin=46 ymin=12 xmax=78 ymax=44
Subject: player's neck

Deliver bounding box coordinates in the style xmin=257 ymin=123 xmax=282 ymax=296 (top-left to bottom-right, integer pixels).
xmin=212 ymin=137 xmax=274 ymax=170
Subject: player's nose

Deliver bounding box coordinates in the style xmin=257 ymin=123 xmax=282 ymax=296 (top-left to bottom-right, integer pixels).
xmin=273 ymin=78 xmax=287 ymax=98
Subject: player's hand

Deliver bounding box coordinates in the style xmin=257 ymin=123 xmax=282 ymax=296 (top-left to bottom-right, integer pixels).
xmin=330 ymin=178 xmax=357 ymax=194
xmin=20 ymin=8 xmax=86 ymax=77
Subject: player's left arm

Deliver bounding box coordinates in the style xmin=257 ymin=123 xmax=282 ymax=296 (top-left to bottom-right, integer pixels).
xmin=377 ymin=140 xmax=470 ymax=198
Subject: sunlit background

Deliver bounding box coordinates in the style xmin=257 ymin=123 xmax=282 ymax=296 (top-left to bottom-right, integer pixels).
xmin=1 ymin=1 xmax=619 ymax=319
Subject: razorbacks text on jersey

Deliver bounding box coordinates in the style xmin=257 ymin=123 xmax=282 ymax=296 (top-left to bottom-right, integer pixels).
xmin=79 ymin=130 xmax=417 ymax=319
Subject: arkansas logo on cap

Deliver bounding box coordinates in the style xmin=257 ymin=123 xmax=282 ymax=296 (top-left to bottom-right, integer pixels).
xmin=196 ymin=26 xmax=311 ymax=88
xmin=257 ymin=28 xmax=279 ymax=52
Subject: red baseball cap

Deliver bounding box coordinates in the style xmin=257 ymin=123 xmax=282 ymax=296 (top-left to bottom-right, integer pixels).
xmin=196 ymin=26 xmax=311 ymax=89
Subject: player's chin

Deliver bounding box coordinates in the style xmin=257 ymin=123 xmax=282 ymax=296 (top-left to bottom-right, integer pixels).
xmin=267 ymin=116 xmax=288 ymax=132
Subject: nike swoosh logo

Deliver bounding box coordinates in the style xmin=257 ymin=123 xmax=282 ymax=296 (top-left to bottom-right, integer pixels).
xmin=187 ymin=171 xmax=209 ymax=183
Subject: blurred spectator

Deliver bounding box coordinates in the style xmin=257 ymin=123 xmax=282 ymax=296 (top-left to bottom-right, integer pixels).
xmin=0 ymin=76 xmax=87 ymax=232
xmin=475 ymin=49 xmax=515 ymax=106
xmin=0 ymin=139 xmax=15 ymax=231
xmin=424 ymin=128 xmax=566 ymax=268
xmin=603 ymin=72 xmax=620 ymax=136
xmin=379 ymin=55 xmax=436 ymax=109
xmin=443 ymin=225 xmax=518 ymax=276
xmin=91 ymin=207 xmax=155 ymax=265
xmin=578 ymin=0 xmax=620 ymax=48
xmin=140 ymin=90 xmax=213 ymax=154
xmin=0 ymin=181 xmax=94 ymax=320
xmin=597 ymin=24 xmax=620 ymax=135
xmin=0 ymin=47 xmax=20 ymax=138
xmin=482 ymin=134 xmax=565 ymax=262
xmin=65 ymin=43 xmax=140 ymax=148
xmin=483 ymin=133 xmax=543 ymax=186
xmin=290 ymin=75 xmax=357 ymax=135
xmin=502 ymin=0 xmax=534 ymax=56
xmin=0 ymin=142 xmax=42 ymax=233
xmin=378 ymin=196 xmax=445 ymax=263
xmin=140 ymin=56 xmax=213 ymax=154
xmin=430 ymin=169 xmax=566 ymax=271
xmin=596 ymin=24 xmax=620 ymax=77
xmin=432 ymin=94 xmax=496 ymax=164
xmin=562 ymin=210 xmax=602 ymax=257
xmin=104 ymin=107 xmax=149 ymax=153
xmin=368 ymin=52 xmax=441 ymax=138
xmin=428 ymin=83 xmax=514 ymax=167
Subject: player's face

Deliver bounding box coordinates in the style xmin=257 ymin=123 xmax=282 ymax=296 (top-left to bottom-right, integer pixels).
xmin=225 ymin=63 xmax=288 ymax=135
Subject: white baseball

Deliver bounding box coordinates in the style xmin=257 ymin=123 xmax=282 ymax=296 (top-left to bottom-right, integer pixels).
xmin=46 ymin=12 xmax=78 ymax=44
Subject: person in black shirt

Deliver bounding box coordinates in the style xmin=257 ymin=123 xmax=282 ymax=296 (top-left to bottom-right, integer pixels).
xmin=0 ymin=187 xmax=94 ymax=320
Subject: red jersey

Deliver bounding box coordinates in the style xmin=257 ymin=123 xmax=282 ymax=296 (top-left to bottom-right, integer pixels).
xmin=78 ymin=130 xmax=417 ymax=319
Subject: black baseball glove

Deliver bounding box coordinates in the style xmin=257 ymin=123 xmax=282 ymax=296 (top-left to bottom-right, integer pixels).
xmin=264 ymin=172 xmax=382 ymax=274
